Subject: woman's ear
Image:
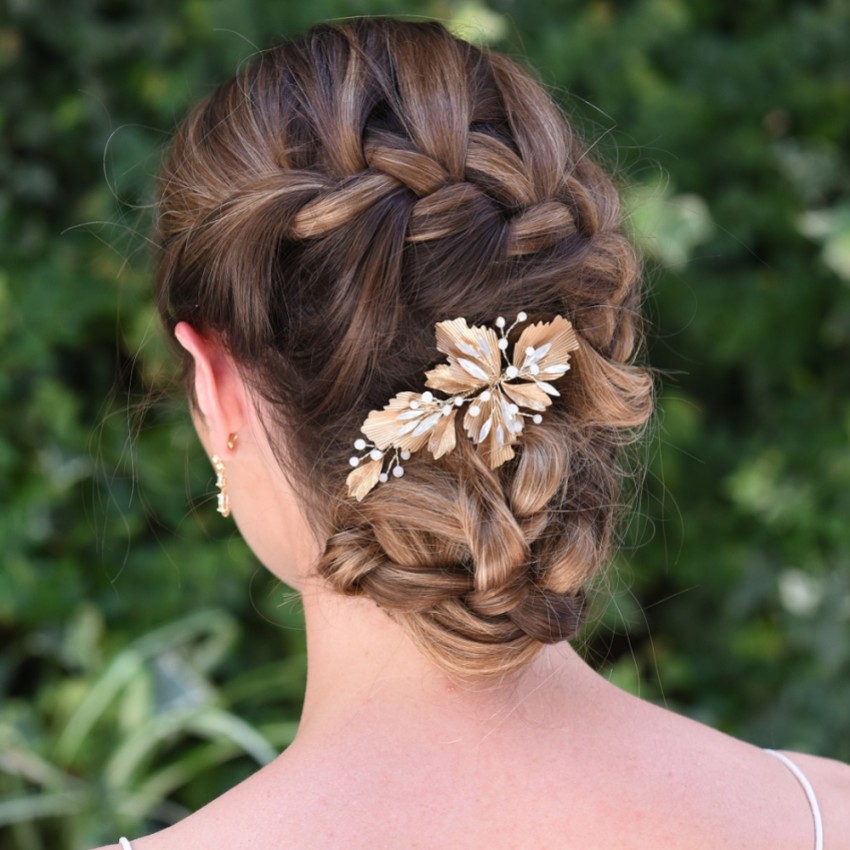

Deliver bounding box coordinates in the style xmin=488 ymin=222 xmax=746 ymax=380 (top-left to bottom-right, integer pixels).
xmin=174 ymin=322 xmax=246 ymax=452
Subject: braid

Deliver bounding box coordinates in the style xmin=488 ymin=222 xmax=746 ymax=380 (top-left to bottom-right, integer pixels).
xmin=155 ymin=18 xmax=653 ymax=679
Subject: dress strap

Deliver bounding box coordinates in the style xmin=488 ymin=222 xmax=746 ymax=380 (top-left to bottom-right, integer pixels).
xmin=118 ymin=838 xmax=134 ymax=850
xmin=764 ymin=749 xmax=824 ymax=850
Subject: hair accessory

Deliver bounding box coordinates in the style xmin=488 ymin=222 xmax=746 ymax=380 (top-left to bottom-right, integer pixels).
xmin=346 ymin=311 xmax=580 ymax=501
xmin=211 ymin=454 xmax=231 ymax=517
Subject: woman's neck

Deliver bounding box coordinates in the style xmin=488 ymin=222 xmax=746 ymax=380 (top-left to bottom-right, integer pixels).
xmin=293 ymin=576 xmax=607 ymax=745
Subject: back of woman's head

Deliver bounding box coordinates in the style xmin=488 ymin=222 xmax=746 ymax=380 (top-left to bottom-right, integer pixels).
xmin=155 ymin=18 xmax=653 ymax=679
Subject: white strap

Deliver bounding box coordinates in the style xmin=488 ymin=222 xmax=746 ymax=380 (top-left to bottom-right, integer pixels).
xmin=118 ymin=838 xmax=133 ymax=850
xmin=765 ymin=749 xmax=824 ymax=850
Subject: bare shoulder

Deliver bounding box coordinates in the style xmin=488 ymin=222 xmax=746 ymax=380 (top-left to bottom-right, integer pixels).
xmin=599 ymin=690 xmax=844 ymax=847
xmin=96 ymin=752 xmax=318 ymax=850
xmin=775 ymin=749 xmax=850 ymax=843
xmin=778 ymin=748 xmax=850 ymax=787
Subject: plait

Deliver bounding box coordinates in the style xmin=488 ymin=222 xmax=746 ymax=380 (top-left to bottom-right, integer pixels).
xmin=364 ymin=131 xmax=450 ymax=196
xmin=289 ymin=171 xmax=401 ymax=238
xmin=507 ymin=201 xmax=577 ymax=257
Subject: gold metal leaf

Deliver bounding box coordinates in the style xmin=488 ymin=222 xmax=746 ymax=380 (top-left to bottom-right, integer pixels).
xmin=346 ymin=458 xmax=383 ymax=501
xmin=502 ymin=381 xmax=552 ymax=412
xmin=428 ymin=408 xmax=458 ymax=458
xmin=462 ymin=397 xmax=493 ymax=445
xmin=486 ymin=440 xmax=516 ymax=468
xmin=424 ymin=363 xmax=473 ymax=395
xmin=361 ymin=391 xmax=433 ymax=452
xmin=512 ymin=315 xmax=579 ymax=376
xmin=462 ymin=391 xmax=519 ymax=468
xmin=433 ymin=317 xmax=501 ymax=389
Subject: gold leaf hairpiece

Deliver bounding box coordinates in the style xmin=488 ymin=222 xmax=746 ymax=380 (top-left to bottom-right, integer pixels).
xmin=346 ymin=311 xmax=580 ymax=501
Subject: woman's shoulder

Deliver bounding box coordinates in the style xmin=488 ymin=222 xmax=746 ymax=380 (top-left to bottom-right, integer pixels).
xmin=773 ymin=749 xmax=850 ymax=844
xmin=88 ymin=681 xmax=850 ymax=850
xmin=777 ymin=748 xmax=850 ymax=785
xmin=606 ymin=688 xmax=848 ymax=847
xmin=99 ymin=726 xmax=849 ymax=850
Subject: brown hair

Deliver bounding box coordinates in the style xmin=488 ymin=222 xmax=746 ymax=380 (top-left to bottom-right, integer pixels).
xmin=155 ymin=18 xmax=653 ymax=678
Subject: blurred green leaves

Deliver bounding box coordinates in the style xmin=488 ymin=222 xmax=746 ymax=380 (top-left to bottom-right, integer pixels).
xmin=442 ymin=0 xmax=509 ymax=43
xmin=799 ymin=202 xmax=850 ymax=281
xmin=1 ymin=606 xmax=301 ymax=848
xmin=625 ymin=178 xmax=714 ymax=270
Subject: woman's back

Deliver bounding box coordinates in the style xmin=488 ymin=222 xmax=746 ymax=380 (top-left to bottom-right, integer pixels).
xmin=108 ymin=640 xmax=850 ymax=849
xmin=103 ymin=585 xmax=850 ymax=848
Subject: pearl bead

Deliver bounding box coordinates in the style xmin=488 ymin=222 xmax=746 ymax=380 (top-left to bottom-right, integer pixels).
xmin=354 ymin=438 xmax=366 ymax=450
xmin=421 ymin=391 xmax=433 ymax=403
xmin=505 ymin=365 xmax=519 ymax=379
xmin=497 ymin=338 xmax=509 ymax=350
xmin=469 ymin=405 xmax=481 ymax=417
xmin=349 ymin=456 xmax=360 ymax=467
xmin=508 ymin=403 xmax=519 ymax=414
xmin=530 ymin=364 xmax=540 ymax=375
xmin=495 ymin=316 xmax=506 ymax=328
xmin=369 ymin=448 xmax=383 ymax=461
xmin=532 ymin=414 xmax=543 ymax=424
xmin=480 ymin=390 xmax=491 ymax=402
xmin=409 ymin=400 xmax=419 ymax=409
xmin=517 ymin=311 xmax=527 ymax=321
xmin=400 ymin=450 xmax=411 ymax=460
xmin=379 ymin=473 xmax=389 ymax=483
xmin=392 ymin=466 xmax=405 ymax=478
xmin=454 ymin=396 xmax=464 ymax=406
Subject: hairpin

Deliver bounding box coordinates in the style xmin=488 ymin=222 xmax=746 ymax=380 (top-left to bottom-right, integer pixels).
xmin=346 ymin=311 xmax=580 ymax=500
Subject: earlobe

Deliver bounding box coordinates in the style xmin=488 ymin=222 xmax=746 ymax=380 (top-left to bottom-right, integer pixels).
xmin=174 ymin=321 xmax=245 ymax=452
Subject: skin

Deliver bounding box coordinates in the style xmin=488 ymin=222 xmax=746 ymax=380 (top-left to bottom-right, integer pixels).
xmin=95 ymin=323 xmax=850 ymax=849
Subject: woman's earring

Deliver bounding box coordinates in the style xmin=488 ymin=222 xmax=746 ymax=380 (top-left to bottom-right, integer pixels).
xmin=211 ymin=454 xmax=230 ymax=517
xmin=211 ymin=433 xmax=238 ymax=518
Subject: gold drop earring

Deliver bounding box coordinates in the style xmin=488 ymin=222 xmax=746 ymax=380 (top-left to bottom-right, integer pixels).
xmin=211 ymin=433 xmax=238 ymax=518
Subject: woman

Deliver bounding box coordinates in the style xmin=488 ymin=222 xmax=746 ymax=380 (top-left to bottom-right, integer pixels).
xmin=101 ymin=18 xmax=848 ymax=849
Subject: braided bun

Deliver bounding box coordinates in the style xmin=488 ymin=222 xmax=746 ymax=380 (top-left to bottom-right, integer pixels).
xmin=155 ymin=19 xmax=653 ymax=678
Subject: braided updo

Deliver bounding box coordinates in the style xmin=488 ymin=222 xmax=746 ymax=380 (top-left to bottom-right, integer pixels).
xmin=155 ymin=19 xmax=653 ymax=678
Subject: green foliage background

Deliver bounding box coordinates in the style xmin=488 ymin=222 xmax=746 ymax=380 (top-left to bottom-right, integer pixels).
xmin=1 ymin=1 xmax=849 ymax=847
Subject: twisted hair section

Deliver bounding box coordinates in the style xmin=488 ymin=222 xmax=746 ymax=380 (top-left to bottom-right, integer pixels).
xmin=155 ymin=19 xmax=653 ymax=679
